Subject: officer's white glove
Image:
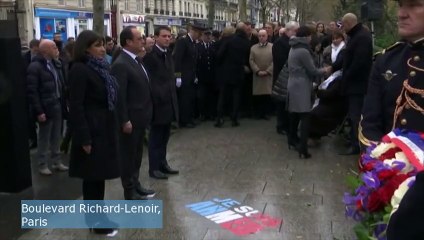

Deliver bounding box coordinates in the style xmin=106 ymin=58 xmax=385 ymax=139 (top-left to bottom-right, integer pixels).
xmin=194 ymin=78 xmax=199 ymax=84
xmin=176 ymin=78 xmax=182 ymax=88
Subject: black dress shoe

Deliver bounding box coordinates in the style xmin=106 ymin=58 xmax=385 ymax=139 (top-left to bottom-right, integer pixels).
xmin=231 ymin=120 xmax=240 ymax=127
xmin=160 ymin=165 xmax=179 ymax=174
xmin=149 ymin=170 xmax=168 ymax=179
xmin=136 ymin=185 xmax=156 ymax=198
xmin=338 ymin=146 xmax=360 ymax=156
xmin=214 ymin=118 xmax=224 ymax=127
xmin=124 ymin=189 xmax=147 ymax=200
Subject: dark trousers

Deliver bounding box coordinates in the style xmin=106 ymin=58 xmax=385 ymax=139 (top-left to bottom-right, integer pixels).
xmin=347 ymin=94 xmax=364 ymax=149
xmin=217 ymin=83 xmax=241 ymax=121
xmin=288 ymin=112 xmax=311 ymax=152
xmin=82 ymin=180 xmax=105 ymax=200
xmin=178 ymin=82 xmax=196 ymax=125
xmin=197 ymin=81 xmax=217 ymax=119
xmin=120 ymin=127 xmax=145 ymax=191
xmin=276 ymin=100 xmax=289 ymax=132
xmin=240 ymin=73 xmax=253 ymax=117
xmin=28 ymin=114 xmax=37 ymax=145
xmin=148 ymin=124 xmax=171 ymax=173
xmin=253 ymin=95 xmax=270 ymax=118
xmin=82 ymin=180 xmax=109 ymax=227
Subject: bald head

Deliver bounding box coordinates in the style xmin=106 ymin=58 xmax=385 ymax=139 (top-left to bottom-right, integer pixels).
xmin=258 ymin=29 xmax=268 ymax=43
xmin=279 ymin=27 xmax=285 ymax=37
xmin=145 ymin=37 xmax=155 ymax=52
xmin=236 ymin=22 xmax=247 ymax=32
xmin=39 ymin=40 xmax=59 ymax=59
xmin=342 ymin=13 xmax=358 ymax=32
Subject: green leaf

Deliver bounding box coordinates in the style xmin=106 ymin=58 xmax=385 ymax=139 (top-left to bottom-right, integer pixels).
xmin=346 ymin=175 xmax=362 ymax=190
xmin=354 ymin=223 xmax=372 ymax=240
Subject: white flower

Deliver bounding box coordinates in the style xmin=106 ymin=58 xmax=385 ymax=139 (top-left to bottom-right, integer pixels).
xmin=390 ymin=176 xmax=415 ymax=216
xmin=370 ymin=142 xmax=396 ymax=158
xmin=383 ymin=152 xmax=414 ymax=174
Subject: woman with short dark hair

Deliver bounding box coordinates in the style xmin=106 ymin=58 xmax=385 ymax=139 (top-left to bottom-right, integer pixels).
xmin=68 ymin=30 xmax=119 ymax=235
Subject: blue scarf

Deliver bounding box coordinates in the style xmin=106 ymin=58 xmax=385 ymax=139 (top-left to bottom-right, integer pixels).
xmin=86 ymin=55 xmax=118 ymax=110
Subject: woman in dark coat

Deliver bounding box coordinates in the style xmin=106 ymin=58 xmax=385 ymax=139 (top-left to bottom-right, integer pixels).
xmin=68 ymin=30 xmax=119 ymax=235
xmin=309 ymin=30 xmax=347 ymax=141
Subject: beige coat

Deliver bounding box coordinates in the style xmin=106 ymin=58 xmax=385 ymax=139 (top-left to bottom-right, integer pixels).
xmin=249 ymin=43 xmax=273 ymax=95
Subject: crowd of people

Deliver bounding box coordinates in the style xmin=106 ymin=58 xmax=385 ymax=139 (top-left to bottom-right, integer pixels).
xmin=21 ymin=0 xmax=424 ymax=235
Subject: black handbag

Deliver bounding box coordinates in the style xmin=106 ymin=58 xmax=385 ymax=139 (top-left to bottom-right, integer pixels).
xmin=271 ymin=63 xmax=289 ymax=101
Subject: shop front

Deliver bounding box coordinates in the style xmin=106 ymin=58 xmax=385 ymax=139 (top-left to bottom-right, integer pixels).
xmin=34 ymin=8 xmax=111 ymax=41
xmin=122 ymin=14 xmax=146 ymax=36
xmin=152 ymin=17 xmax=182 ymax=35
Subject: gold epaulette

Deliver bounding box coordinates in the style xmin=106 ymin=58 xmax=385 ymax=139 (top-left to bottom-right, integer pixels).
xmin=374 ymin=41 xmax=403 ymax=57
xmin=358 ymin=116 xmax=379 ymax=147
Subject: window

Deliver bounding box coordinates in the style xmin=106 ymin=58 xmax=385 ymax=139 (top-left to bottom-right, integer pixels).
xmin=124 ymin=0 xmax=129 ymax=10
xmin=200 ymin=5 xmax=203 ymax=16
xmin=78 ymin=0 xmax=85 ymax=7
xmin=104 ymin=0 xmax=110 ymax=10
xmin=184 ymin=2 xmax=187 ymax=13
xmin=187 ymin=2 xmax=190 ymax=13
xmin=136 ymin=0 xmax=142 ymax=11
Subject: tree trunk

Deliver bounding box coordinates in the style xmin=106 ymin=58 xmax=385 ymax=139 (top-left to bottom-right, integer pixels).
xmin=286 ymin=0 xmax=290 ymax=22
xmin=93 ymin=0 xmax=105 ymax=36
xmin=261 ymin=7 xmax=267 ymax=27
xmin=239 ymin=0 xmax=247 ymax=22
xmin=208 ymin=0 xmax=215 ymax=28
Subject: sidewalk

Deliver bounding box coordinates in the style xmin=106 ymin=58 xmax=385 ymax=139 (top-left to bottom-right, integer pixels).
xmin=14 ymin=118 xmax=356 ymax=240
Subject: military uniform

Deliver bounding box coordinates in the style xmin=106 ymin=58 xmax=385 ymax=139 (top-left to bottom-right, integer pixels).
xmin=359 ymin=38 xmax=424 ymax=146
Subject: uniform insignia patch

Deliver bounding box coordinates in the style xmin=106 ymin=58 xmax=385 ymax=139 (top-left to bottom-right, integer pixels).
xmin=382 ymin=70 xmax=397 ymax=81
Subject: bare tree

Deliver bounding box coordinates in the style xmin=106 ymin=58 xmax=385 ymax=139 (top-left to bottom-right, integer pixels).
xmin=258 ymin=0 xmax=274 ymax=27
xmin=208 ymin=0 xmax=215 ymax=28
xmin=93 ymin=0 xmax=105 ymax=36
xmin=239 ymin=0 xmax=247 ymax=21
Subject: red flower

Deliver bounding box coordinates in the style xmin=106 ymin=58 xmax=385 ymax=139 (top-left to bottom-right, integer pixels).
xmin=356 ymin=199 xmax=363 ymax=211
xmin=377 ymin=169 xmax=399 ymax=181
xmin=378 ymin=147 xmax=401 ymax=161
xmin=366 ymin=174 xmax=409 ymax=212
xmin=361 ymin=162 xmax=376 ymax=172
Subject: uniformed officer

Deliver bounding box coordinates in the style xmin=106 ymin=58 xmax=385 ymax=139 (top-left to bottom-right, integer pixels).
xmin=359 ymin=0 xmax=424 ymax=239
xmin=196 ymin=30 xmax=216 ymax=121
xmin=173 ymin=23 xmax=206 ymax=128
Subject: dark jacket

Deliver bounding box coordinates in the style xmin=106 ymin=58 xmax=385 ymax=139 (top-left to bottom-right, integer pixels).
xmin=143 ymin=45 xmax=179 ymax=125
xmin=272 ymin=34 xmax=290 ymax=82
xmin=26 ymin=55 xmax=65 ymax=118
xmin=310 ymin=77 xmax=346 ymax=138
xmin=360 ymin=40 xmax=424 ymax=146
xmin=111 ymin=50 xmax=153 ymax=129
xmin=196 ymin=41 xmax=215 ymax=84
xmin=216 ymin=30 xmax=251 ymax=86
xmin=68 ymin=61 xmax=120 ymax=180
xmin=173 ymin=34 xmax=198 ymax=84
xmin=334 ymin=23 xmax=373 ymax=95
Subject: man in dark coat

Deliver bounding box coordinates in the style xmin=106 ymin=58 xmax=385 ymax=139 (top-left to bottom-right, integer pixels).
xmin=27 ymin=39 xmax=68 ymax=175
xmin=143 ymin=26 xmax=180 ymax=180
xmin=196 ymin=30 xmax=216 ymax=120
xmin=173 ymin=23 xmax=206 ymax=128
xmin=333 ymin=13 xmax=373 ymax=155
xmin=22 ymin=39 xmax=40 ymax=149
xmin=272 ymin=21 xmax=299 ymax=135
xmin=215 ymin=22 xmax=251 ymax=127
xmin=111 ymin=26 xmax=154 ymax=200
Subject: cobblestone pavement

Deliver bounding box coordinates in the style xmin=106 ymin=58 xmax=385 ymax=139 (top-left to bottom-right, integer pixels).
xmin=12 ymin=118 xmax=357 ymax=240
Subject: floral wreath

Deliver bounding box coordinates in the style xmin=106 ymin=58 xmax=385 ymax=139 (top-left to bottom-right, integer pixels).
xmin=344 ymin=128 xmax=424 ymax=240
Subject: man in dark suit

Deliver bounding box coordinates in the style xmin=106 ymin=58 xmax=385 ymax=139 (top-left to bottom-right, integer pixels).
xmin=196 ymin=30 xmax=216 ymax=120
xmin=143 ymin=26 xmax=180 ymax=180
xmin=333 ymin=13 xmax=373 ymax=155
xmin=111 ymin=26 xmax=155 ymax=200
xmin=272 ymin=21 xmax=299 ymax=135
xmin=173 ymin=23 xmax=206 ymax=128
xmin=215 ymin=22 xmax=251 ymax=127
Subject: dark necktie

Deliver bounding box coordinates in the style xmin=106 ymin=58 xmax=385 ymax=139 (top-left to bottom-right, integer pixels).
xmin=135 ymin=56 xmax=149 ymax=82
